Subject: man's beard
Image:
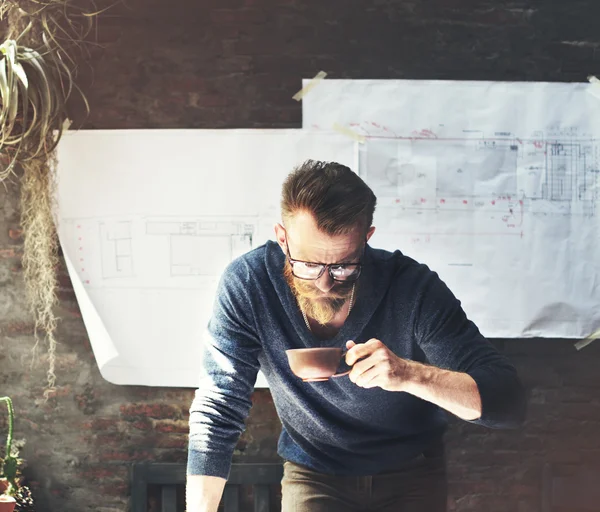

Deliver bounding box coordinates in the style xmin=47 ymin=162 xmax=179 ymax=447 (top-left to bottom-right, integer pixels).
xmin=284 ymin=262 xmax=355 ymax=325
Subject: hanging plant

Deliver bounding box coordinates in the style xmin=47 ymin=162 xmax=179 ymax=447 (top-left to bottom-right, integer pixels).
xmin=0 ymin=39 xmax=69 ymax=176
xmin=0 ymin=34 xmax=70 ymax=393
xmin=0 ymin=0 xmax=110 ymax=394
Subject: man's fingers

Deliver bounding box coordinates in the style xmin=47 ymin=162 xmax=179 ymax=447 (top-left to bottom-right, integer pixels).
xmin=345 ymin=344 xmax=374 ymax=366
xmin=346 ymin=340 xmax=356 ymax=350
xmin=345 ymin=338 xmax=384 ymax=365
xmin=352 ymin=364 xmax=382 ymax=388
xmin=350 ymin=349 xmax=386 ymax=376
xmin=349 ymin=355 xmax=376 ymax=383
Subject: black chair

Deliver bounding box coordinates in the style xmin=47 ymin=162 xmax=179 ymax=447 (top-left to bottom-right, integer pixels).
xmin=542 ymin=463 xmax=600 ymax=511
xmin=131 ymin=462 xmax=283 ymax=512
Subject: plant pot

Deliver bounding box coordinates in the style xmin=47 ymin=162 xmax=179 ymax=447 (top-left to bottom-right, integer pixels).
xmin=0 ymin=495 xmax=16 ymax=512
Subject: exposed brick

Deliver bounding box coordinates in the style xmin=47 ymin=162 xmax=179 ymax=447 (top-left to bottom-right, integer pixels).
xmin=145 ymin=434 xmax=189 ymax=450
xmin=53 ymin=353 xmax=81 ymax=371
xmin=131 ymin=418 xmax=153 ymax=431
xmin=56 ymin=288 xmax=78 ymax=302
xmin=82 ymin=467 xmax=128 ymax=480
xmin=98 ymin=450 xmax=153 ymax=462
xmin=0 ymin=248 xmax=17 ymax=258
xmin=153 ymin=419 xmax=189 ymax=434
xmin=75 ymin=385 xmax=98 ymax=415
xmin=44 ymin=385 xmax=72 ymax=398
xmin=120 ymin=403 xmax=183 ymax=421
xmin=154 ymin=450 xmax=188 ymax=463
xmin=0 ymin=321 xmax=35 ymax=335
xmin=8 ymin=229 xmax=22 ymax=240
xmin=81 ymin=418 xmax=119 ymax=431
xmin=97 ymin=483 xmax=129 ymax=497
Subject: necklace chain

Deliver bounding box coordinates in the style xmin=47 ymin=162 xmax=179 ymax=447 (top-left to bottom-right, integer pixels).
xmin=301 ymin=283 xmax=356 ymax=332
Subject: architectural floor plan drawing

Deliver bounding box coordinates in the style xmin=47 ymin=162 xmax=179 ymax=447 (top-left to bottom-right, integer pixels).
xmin=145 ymin=218 xmax=254 ymax=277
xmin=304 ymin=79 xmax=600 ymax=338
xmin=99 ymin=221 xmax=134 ymax=279
xmin=61 ymin=216 xmax=257 ymax=289
xmin=56 ymin=129 xmax=357 ymax=387
xmin=363 ymin=128 xmax=598 ymax=240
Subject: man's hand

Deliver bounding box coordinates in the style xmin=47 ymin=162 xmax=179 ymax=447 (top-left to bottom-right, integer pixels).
xmin=345 ymin=339 xmax=414 ymax=392
xmin=345 ymin=339 xmax=482 ymax=420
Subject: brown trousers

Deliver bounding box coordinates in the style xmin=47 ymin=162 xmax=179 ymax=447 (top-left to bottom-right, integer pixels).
xmin=281 ymin=447 xmax=447 ymax=512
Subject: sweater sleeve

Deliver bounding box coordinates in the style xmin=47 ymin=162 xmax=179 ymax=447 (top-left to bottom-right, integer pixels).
xmin=413 ymin=269 xmax=527 ymax=429
xmin=187 ymin=259 xmax=261 ymax=479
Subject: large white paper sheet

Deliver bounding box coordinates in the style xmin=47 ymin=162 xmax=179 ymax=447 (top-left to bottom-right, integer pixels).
xmin=56 ymin=130 xmax=357 ymax=387
xmin=304 ymin=79 xmax=600 ymax=338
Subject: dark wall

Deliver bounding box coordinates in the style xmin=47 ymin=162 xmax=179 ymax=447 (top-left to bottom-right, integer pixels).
xmin=1 ymin=1 xmax=599 ymax=510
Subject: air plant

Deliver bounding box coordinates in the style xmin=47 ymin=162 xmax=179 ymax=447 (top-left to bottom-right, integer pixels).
xmin=0 ymin=0 xmax=110 ymax=393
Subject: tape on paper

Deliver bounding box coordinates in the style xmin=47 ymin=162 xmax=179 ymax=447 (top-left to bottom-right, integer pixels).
xmin=332 ymin=122 xmax=366 ymax=144
xmin=586 ymin=75 xmax=600 ymax=100
xmin=574 ymin=327 xmax=600 ymax=351
xmin=292 ymin=71 xmax=327 ymax=101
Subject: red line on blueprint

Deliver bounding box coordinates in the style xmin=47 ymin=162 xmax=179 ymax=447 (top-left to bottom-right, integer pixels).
xmin=365 ymin=135 xmax=596 ymax=143
xmin=387 ymin=232 xmax=523 ymax=236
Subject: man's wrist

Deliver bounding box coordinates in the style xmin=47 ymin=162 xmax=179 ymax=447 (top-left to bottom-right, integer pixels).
xmin=403 ymin=359 xmax=435 ymax=394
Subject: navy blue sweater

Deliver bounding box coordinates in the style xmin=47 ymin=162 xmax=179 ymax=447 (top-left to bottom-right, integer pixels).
xmin=187 ymin=241 xmax=526 ymax=478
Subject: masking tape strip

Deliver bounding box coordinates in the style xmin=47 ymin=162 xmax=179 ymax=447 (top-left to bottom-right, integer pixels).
xmin=292 ymin=71 xmax=327 ymax=101
xmin=332 ymin=122 xmax=366 ymax=144
xmin=586 ymin=75 xmax=600 ymax=100
xmin=574 ymin=327 xmax=600 ymax=351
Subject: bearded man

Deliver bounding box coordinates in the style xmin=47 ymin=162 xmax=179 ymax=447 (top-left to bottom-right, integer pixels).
xmin=186 ymin=160 xmax=526 ymax=512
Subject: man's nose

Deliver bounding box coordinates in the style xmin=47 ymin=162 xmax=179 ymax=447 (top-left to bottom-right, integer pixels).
xmin=314 ymin=270 xmax=335 ymax=293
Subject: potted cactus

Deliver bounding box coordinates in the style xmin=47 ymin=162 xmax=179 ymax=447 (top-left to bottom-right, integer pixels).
xmin=0 ymin=397 xmax=34 ymax=512
xmin=0 ymin=397 xmax=16 ymax=512
xmin=0 ymin=494 xmax=16 ymax=512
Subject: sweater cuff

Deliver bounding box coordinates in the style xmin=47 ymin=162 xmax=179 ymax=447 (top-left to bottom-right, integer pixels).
xmin=186 ymin=448 xmax=234 ymax=479
xmin=467 ymin=365 xmax=526 ymax=429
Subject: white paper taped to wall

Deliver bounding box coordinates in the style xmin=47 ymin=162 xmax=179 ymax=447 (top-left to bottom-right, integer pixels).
xmin=587 ymin=76 xmax=600 ymax=100
xmin=303 ymin=79 xmax=600 ymax=339
xmin=56 ymin=129 xmax=357 ymax=388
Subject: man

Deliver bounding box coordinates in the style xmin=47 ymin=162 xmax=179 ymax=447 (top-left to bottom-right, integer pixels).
xmin=187 ymin=160 xmax=526 ymax=512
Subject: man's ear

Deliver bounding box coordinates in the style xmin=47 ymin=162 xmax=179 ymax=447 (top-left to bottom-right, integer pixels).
xmin=366 ymin=226 xmax=376 ymax=242
xmin=273 ymin=223 xmax=287 ymax=253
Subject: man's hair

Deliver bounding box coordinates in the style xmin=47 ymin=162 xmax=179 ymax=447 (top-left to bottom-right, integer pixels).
xmin=281 ymin=160 xmax=377 ymax=235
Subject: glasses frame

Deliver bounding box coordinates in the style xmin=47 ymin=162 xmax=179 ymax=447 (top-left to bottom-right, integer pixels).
xmin=285 ymin=240 xmax=366 ymax=282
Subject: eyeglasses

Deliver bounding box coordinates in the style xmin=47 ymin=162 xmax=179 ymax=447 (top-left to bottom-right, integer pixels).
xmin=286 ymin=241 xmax=364 ymax=282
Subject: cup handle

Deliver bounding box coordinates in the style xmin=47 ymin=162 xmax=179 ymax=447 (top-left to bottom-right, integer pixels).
xmin=331 ymin=351 xmax=350 ymax=378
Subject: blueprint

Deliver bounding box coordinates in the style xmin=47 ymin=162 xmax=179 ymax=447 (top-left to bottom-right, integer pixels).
xmin=304 ymin=79 xmax=600 ymax=338
xmin=56 ymin=130 xmax=357 ymax=387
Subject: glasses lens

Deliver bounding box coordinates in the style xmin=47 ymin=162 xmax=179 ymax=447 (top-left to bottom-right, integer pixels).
xmin=292 ymin=261 xmax=325 ymax=279
xmin=330 ymin=265 xmax=361 ymax=281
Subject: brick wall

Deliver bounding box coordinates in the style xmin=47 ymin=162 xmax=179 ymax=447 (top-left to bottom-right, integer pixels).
xmin=1 ymin=0 xmax=599 ymax=510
